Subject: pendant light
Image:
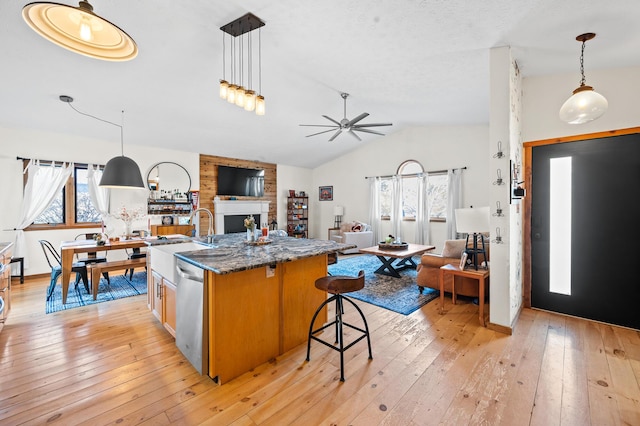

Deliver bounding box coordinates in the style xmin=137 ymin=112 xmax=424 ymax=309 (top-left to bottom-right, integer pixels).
xmin=219 ymin=32 xmax=229 ymax=99
xmin=220 ymin=13 xmax=265 ymax=115
xmin=22 ymin=1 xmax=137 ymax=61
xmin=255 ymin=27 xmax=265 ymax=116
xmin=60 ymin=95 xmax=144 ymax=189
xmin=559 ymin=33 xmax=608 ymax=124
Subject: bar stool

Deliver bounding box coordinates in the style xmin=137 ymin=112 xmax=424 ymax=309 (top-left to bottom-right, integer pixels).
xmin=306 ymin=270 xmax=372 ymax=381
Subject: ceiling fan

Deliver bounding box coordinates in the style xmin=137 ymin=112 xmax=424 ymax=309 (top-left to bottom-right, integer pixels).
xmin=300 ymin=92 xmax=392 ymax=141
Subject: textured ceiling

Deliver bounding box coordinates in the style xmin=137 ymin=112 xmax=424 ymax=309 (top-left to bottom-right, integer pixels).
xmin=1 ymin=0 xmax=639 ymax=168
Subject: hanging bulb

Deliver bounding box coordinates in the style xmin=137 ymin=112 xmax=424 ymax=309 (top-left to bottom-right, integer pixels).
xmin=79 ymin=15 xmax=92 ymax=41
xmin=255 ymin=95 xmax=265 ymax=116
xmin=244 ymin=90 xmax=256 ymax=111
xmin=227 ymin=84 xmax=237 ymax=103
xmin=219 ymin=80 xmax=229 ymax=99
xmin=235 ymin=86 xmax=246 ymax=108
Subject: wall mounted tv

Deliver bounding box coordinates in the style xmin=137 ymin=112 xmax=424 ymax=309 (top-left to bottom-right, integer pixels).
xmin=217 ymin=165 xmax=265 ymax=197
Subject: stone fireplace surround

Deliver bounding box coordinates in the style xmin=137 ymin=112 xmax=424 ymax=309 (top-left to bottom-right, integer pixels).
xmin=213 ymin=199 xmax=270 ymax=234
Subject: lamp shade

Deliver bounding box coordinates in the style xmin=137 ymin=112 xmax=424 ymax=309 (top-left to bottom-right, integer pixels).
xmin=22 ymin=1 xmax=137 ymax=61
xmin=99 ymin=155 xmax=145 ymax=189
xmin=455 ymin=207 xmax=490 ymax=234
xmin=333 ymin=205 xmax=344 ymax=216
xmin=559 ymin=86 xmax=608 ymax=124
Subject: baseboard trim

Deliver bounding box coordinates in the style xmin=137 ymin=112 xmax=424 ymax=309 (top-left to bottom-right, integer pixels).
xmin=487 ymin=321 xmax=512 ymax=335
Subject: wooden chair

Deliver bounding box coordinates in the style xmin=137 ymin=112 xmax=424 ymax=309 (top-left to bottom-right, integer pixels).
xmin=306 ymin=270 xmax=372 ymax=381
xmin=39 ymin=240 xmax=89 ymax=301
xmin=124 ymin=230 xmax=147 ymax=279
xmin=75 ymin=233 xmax=110 ymax=284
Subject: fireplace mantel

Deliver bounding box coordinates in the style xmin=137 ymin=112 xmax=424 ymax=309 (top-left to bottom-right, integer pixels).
xmin=214 ymin=199 xmax=270 ymax=234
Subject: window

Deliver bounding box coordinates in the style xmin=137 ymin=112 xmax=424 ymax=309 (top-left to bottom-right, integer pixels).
xmin=28 ymin=162 xmax=103 ymax=229
xmin=378 ymin=161 xmax=449 ymax=221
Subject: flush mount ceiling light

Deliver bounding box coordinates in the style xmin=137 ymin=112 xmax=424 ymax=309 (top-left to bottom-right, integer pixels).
xmin=559 ymin=33 xmax=608 ymax=124
xmin=60 ymin=95 xmax=144 ymax=189
xmin=22 ymin=1 xmax=137 ymax=61
xmin=219 ymin=13 xmax=265 ymax=115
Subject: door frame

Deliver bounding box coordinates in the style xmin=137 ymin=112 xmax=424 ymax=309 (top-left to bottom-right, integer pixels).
xmin=522 ymin=126 xmax=640 ymax=308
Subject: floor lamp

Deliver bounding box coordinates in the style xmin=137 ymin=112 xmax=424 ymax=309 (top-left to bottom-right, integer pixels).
xmin=455 ymin=207 xmax=490 ymax=270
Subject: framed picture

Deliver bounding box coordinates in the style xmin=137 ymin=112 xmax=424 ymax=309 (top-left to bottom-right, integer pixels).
xmin=319 ymin=186 xmax=333 ymax=201
xmin=459 ymin=252 xmax=468 ymax=270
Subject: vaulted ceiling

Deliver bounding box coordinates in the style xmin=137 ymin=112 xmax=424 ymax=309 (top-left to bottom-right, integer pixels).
xmin=1 ymin=0 xmax=639 ymax=168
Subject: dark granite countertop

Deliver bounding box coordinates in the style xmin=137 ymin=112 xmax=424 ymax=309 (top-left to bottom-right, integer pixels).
xmin=173 ymin=233 xmax=354 ymax=274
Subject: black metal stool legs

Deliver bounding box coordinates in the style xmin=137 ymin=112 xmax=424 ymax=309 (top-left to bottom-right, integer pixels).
xmin=306 ymin=293 xmax=372 ymax=382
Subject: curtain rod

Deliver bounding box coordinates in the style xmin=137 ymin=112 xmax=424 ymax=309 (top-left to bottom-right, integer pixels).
xmin=16 ymin=156 xmax=101 ymax=169
xmin=364 ymin=166 xmax=467 ymax=180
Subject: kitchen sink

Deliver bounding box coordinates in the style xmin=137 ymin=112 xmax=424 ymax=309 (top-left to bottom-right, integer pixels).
xmin=149 ymin=242 xmax=210 ymax=283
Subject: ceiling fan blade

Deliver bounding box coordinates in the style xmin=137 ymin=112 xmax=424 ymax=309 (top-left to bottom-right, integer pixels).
xmin=347 ymin=112 xmax=369 ymax=127
xmin=328 ymin=129 xmax=342 ymax=141
xmin=352 ymin=127 xmax=385 ymax=136
xmin=352 ymin=122 xmax=393 ymax=128
xmin=299 ymin=124 xmax=339 ymax=128
xmin=348 ymin=130 xmax=362 ymax=141
xmin=305 ymin=128 xmax=339 ymax=137
xmin=322 ymin=115 xmax=342 ymax=126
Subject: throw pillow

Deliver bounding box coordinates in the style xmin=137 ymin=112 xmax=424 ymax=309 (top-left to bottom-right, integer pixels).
xmin=441 ymin=239 xmax=467 ymax=258
xmin=351 ymin=223 xmax=362 ymax=232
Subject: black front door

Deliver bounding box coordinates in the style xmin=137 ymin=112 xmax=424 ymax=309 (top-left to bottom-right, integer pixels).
xmin=531 ymin=132 xmax=640 ymax=329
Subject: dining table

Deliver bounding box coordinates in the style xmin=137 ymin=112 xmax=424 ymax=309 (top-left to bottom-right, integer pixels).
xmin=60 ymin=238 xmax=149 ymax=304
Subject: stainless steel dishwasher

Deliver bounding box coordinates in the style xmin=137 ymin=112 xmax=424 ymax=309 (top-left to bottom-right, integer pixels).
xmin=175 ymin=259 xmax=208 ymax=376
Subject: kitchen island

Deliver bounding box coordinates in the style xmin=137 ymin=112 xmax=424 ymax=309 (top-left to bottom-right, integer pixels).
xmin=154 ymin=233 xmax=354 ymax=384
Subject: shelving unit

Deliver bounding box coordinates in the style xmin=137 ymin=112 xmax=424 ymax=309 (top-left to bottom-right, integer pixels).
xmin=287 ymin=196 xmax=308 ymax=238
xmin=147 ymin=199 xmax=192 ymax=216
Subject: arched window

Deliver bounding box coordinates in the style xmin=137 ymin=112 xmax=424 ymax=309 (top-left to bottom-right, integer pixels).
xmin=379 ymin=159 xmax=449 ymax=221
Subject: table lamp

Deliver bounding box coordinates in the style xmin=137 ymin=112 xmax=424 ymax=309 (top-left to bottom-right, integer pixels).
xmin=455 ymin=206 xmax=490 ymax=270
xmin=333 ymin=205 xmax=344 ymax=228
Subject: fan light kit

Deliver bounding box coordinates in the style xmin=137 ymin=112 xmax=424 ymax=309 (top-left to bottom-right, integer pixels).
xmin=300 ymin=93 xmax=392 ymax=141
xmin=559 ymin=33 xmax=608 ymax=124
xmin=22 ymin=0 xmax=137 ymax=61
xmin=219 ymin=13 xmax=265 ymax=115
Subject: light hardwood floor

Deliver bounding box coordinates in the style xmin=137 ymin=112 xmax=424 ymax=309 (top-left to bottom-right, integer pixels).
xmin=1 ymin=273 xmax=639 ymax=425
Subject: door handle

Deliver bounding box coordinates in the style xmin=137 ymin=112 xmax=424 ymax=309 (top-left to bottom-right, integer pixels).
xmin=176 ymin=266 xmax=204 ymax=282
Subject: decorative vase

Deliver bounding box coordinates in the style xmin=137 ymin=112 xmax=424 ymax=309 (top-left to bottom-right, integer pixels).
xmin=124 ymin=221 xmax=133 ymax=239
xmin=247 ymin=226 xmax=256 ymax=242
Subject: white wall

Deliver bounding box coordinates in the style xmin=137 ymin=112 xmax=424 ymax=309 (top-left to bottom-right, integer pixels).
xmin=0 ymin=125 xmax=199 ymax=275
xmin=310 ymin=125 xmax=490 ymax=250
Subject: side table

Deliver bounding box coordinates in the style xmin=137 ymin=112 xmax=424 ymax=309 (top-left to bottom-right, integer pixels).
xmin=439 ymin=264 xmax=490 ymax=326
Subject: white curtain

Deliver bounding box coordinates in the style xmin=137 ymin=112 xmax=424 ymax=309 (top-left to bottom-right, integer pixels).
xmin=14 ymin=160 xmax=73 ymax=268
xmin=368 ymin=177 xmax=382 ymax=244
xmin=391 ymin=175 xmax=403 ymax=242
xmin=446 ymin=168 xmax=463 ymax=239
xmin=414 ymin=173 xmax=431 ymax=244
xmin=87 ymin=164 xmax=110 ymax=219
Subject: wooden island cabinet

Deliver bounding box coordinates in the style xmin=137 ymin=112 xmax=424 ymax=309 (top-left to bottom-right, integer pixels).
xmin=206 ymin=254 xmax=327 ymax=384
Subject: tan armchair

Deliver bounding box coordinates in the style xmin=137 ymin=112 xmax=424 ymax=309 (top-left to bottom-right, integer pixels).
xmin=415 ymin=239 xmax=490 ymax=297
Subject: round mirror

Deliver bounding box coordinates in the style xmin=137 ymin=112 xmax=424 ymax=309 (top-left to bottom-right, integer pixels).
xmin=147 ymin=162 xmax=191 ymax=194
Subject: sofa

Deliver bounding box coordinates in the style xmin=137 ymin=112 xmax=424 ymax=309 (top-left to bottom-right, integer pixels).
xmin=330 ymin=221 xmax=374 ymax=254
xmin=415 ymin=238 xmax=490 ymax=297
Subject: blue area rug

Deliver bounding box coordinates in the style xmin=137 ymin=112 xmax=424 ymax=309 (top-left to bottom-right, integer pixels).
xmin=46 ymin=271 xmax=147 ymax=314
xmin=328 ymin=255 xmax=438 ymax=315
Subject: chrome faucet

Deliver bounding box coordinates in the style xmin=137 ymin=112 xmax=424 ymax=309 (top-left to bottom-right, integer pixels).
xmin=189 ymin=208 xmax=215 ymax=244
